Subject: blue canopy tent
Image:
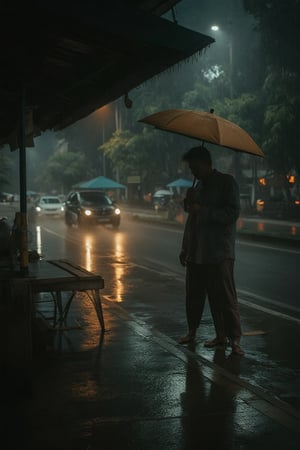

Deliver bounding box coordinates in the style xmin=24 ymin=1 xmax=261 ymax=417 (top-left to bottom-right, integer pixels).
xmin=166 ymin=178 xmax=193 ymax=188
xmin=73 ymin=176 xmax=126 ymax=190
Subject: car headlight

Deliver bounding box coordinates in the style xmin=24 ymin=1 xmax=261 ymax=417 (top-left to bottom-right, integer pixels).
xmin=61 ymin=206 xmax=64 ymax=211
xmin=114 ymin=208 xmax=121 ymax=215
xmin=84 ymin=209 xmax=92 ymax=216
xmin=36 ymin=206 xmax=41 ymax=212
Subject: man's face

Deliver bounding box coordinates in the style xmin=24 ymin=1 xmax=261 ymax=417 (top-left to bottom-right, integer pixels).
xmin=188 ymin=159 xmax=210 ymax=180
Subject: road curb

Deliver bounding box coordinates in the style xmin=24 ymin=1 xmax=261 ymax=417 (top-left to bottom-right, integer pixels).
xmin=237 ymin=231 xmax=300 ymax=248
xmin=126 ymin=211 xmax=300 ymax=246
xmin=103 ymin=297 xmax=300 ymax=433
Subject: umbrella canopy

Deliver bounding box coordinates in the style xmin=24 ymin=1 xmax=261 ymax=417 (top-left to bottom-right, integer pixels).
xmin=167 ymin=178 xmax=193 ymax=188
xmin=139 ymin=109 xmax=264 ymax=157
xmin=73 ymin=176 xmax=125 ymax=190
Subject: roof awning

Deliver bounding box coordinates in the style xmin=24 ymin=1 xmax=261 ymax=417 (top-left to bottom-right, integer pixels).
xmin=0 ymin=0 xmax=214 ymax=150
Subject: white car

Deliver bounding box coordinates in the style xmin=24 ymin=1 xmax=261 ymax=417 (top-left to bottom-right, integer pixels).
xmin=34 ymin=196 xmax=64 ymax=217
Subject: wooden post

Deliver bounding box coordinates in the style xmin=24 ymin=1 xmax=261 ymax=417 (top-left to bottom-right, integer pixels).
xmin=19 ymin=85 xmax=29 ymax=274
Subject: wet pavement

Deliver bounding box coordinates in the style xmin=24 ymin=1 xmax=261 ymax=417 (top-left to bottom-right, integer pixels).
xmin=1 ymin=202 xmax=300 ymax=449
xmin=4 ymin=293 xmax=298 ymax=450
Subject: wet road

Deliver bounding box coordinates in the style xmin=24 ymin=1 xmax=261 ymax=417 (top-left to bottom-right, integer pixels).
xmin=28 ymin=216 xmax=300 ymax=410
xmin=31 ymin=216 xmax=300 ymax=315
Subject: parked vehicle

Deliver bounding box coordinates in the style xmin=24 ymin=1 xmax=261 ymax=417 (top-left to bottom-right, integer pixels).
xmin=64 ymin=190 xmax=121 ymax=228
xmin=152 ymin=189 xmax=173 ymax=211
xmin=0 ymin=192 xmax=14 ymax=203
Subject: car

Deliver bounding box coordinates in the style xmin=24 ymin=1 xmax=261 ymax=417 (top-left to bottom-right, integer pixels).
xmin=0 ymin=192 xmax=14 ymax=203
xmin=33 ymin=195 xmax=65 ymax=218
xmin=152 ymin=189 xmax=173 ymax=211
xmin=64 ymin=190 xmax=121 ymax=228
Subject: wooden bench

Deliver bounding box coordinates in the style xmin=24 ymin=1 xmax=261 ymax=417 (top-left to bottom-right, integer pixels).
xmin=28 ymin=259 xmax=105 ymax=330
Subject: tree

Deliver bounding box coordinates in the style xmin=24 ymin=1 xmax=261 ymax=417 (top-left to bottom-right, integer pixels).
xmin=244 ymin=0 xmax=300 ymax=175
xmin=244 ymin=0 xmax=300 ymax=72
xmin=35 ymin=151 xmax=88 ymax=193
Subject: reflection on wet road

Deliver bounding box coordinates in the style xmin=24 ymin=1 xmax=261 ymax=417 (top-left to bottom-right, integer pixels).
xmin=31 ymin=216 xmax=300 ymax=328
xmin=32 ymin=216 xmax=300 ymax=314
xmin=237 ymin=216 xmax=300 ymax=239
xmin=30 ymin=216 xmax=300 ymax=410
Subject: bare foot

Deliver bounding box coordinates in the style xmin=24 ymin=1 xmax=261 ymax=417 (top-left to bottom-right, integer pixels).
xmin=178 ymin=333 xmax=195 ymax=344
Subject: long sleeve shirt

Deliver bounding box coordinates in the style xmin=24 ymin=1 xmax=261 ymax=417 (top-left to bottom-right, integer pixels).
xmin=182 ymin=169 xmax=240 ymax=264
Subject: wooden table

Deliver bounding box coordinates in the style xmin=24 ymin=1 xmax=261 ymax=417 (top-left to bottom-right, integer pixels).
xmin=28 ymin=259 xmax=105 ymax=330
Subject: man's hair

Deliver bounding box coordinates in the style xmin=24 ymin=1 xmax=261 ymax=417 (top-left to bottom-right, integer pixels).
xmin=182 ymin=146 xmax=212 ymax=164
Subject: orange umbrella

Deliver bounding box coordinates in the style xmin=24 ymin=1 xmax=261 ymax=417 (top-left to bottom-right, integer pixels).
xmin=139 ymin=109 xmax=264 ymax=157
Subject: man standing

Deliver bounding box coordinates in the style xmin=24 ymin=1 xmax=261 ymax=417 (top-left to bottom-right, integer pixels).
xmin=178 ymin=146 xmax=244 ymax=356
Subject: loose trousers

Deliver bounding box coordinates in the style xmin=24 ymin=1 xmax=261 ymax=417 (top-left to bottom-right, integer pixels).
xmin=185 ymin=260 xmax=242 ymax=341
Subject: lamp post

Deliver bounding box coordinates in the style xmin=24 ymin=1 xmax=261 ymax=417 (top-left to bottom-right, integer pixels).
xmin=101 ymin=123 xmax=106 ymax=177
xmin=96 ymin=104 xmax=110 ymax=177
xmin=210 ymin=24 xmax=233 ymax=99
xmin=210 ymin=23 xmax=241 ymax=186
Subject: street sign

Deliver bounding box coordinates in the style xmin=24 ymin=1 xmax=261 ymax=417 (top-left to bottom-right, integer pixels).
xmin=127 ymin=176 xmax=141 ymax=184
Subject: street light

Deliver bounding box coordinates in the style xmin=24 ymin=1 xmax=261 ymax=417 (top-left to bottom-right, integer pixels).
xmin=210 ymin=23 xmax=242 ymax=186
xmin=210 ymin=24 xmax=233 ymax=99
xmin=96 ymin=104 xmax=111 ymax=176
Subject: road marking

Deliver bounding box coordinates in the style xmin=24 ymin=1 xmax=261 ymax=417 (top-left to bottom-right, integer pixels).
xmin=133 ymin=261 xmax=300 ymax=324
xmin=41 ymin=225 xmax=83 ymax=245
xmin=237 ymin=288 xmax=300 ymax=315
xmin=239 ymin=298 xmax=300 ymax=325
xmin=139 ymin=256 xmax=185 ymax=276
xmin=135 ymin=222 xmax=183 ymax=234
xmin=41 ymin=225 xmax=300 ymax=323
xmin=132 ymin=261 xmax=179 ymax=277
xmin=237 ymin=239 xmax=300 ymax=255
xmin=132 ymin=220 xmax=300 ymax=254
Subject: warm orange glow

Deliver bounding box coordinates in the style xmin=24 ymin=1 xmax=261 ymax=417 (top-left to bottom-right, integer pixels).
xmin=259 ymin=177 xmax=267 ymax=186
xmin=237 ymin=218 xmax=244 ymax=230
xmin=288 ymin=175 xmax=296 ymax=184
xmin=294 ymin=200 xmax=300 ymax=205
xmin=97 ymin=104 xmax=109 ymax=111
xmin=257 ymin=222 xmax=265 ymax=232
xmin=176 ymin=211 xmax=185 ymax=224
xmin=291 ymin=226 xmax=297 ymax=236
xmin=84 ymin=234 xmax=94 ymax=272
xmin=256 ymin=198 xmax=265 ymax=212
xmin=113 ymin=232 xmax=125 ymax=302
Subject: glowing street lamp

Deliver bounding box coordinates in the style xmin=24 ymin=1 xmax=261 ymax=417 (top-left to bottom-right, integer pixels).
xmin=210 ymin=23 xmax=241 ymax=185
xmin=210 ymin=24 xmax=233 ymax=99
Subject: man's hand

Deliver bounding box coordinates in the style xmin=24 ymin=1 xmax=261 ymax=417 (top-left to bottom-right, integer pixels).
xmin=185 ymin=203 xmax=209 ymax=220
xmin=179 ymin=250 xmax=187 ymax=266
